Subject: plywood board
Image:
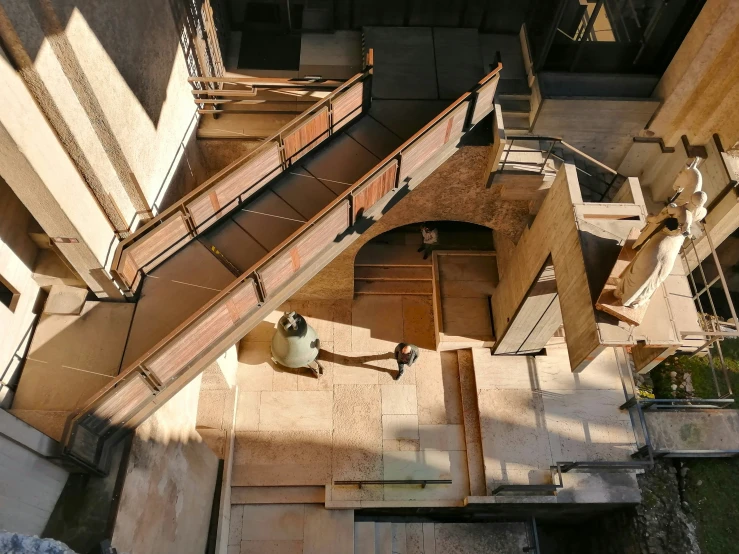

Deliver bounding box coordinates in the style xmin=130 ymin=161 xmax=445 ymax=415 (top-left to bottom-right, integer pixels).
xmin=595 ymin=228 xmax=647 ymax=326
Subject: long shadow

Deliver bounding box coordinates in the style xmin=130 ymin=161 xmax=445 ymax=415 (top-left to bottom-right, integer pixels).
xmin=321 ymin=351 xmax=396 ymax=377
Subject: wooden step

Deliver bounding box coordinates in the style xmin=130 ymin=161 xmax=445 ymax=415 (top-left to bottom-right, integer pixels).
xmin=354 ymin=280 xmax=432 ymax=295
xmin=354 ymin=266 xmax=432 ymax=281
xmin=231 ymin=485 xmax=325 ymax=504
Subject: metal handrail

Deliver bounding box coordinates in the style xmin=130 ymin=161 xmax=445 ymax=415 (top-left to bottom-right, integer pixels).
xmin=334 ymin=479 xmax=452 ymax=488
xmin=556 ymin=460 xmax=651 ymax=472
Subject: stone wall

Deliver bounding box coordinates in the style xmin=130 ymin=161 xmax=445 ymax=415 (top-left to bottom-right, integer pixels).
xmin=111 ymin=375 xmax=219 ymax=554
xmin=539 ymin=461 xmax=701 ymax=554
xmin=292 ymin=143 xmax=530 ymax=300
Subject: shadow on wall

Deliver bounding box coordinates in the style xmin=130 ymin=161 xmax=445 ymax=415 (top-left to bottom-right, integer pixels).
xmin=9 ymin=0 xmax=186 ymax=127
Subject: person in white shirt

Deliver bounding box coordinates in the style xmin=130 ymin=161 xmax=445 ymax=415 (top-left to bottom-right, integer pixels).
xmin=417 ymin=224 xmax=438 ymax=260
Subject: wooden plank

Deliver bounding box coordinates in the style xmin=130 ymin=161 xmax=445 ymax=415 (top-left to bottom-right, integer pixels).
xmin=595 ymin=228 xmax=648 ymax=326
xmin=283 ymin=107 xmax=330 ymax=163
xmin=258 ymin=201 xmax=350 ymax=296
xmin=145 ymin=280 xmax=258 ymax=384
xmin=351 ymin=160 xmax=398 ymax=219
xmin=118 ymin=212 xmax=190 ymax=288
xmin=398 ymin=101 xmax=469 ymax=182
xmin=331 ymin=81 xmax=364 ymax=131
xmin=186 ymin=142 xmax=281 ymax=230
xmin=470 ymin=73 xmax=499 ymax=125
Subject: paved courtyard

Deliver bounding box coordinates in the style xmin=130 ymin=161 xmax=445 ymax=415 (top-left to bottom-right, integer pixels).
xmin=232 ymin=295 xmax=472 ymax=504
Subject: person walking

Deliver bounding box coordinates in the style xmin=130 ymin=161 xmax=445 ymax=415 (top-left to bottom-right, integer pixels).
xmin=393 ymin=342 xmax=419 ymax=381
xmin=417 ymin=224 xmax=438 ymax=260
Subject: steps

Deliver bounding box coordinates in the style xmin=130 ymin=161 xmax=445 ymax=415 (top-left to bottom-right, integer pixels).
xmin=354 ymin=245 xmax=433 ymax=296
xmin=231 ymin=486 xmax=325 ymax=504
xmin=456 ymin=350 xmax=487 ymax=496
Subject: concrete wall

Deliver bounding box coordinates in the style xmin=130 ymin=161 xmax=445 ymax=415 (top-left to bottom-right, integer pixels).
xmin=0 ymin=0 xmax=199 ymax=232
xmin=111 ymin=375 xmax=219 ymax=554
xmin=0 ymin=45 xmax=120 ymax=297
xmin=0 ymin=433 xmax=68 ymax=536
xmin=0 ymin=179 xmax=40 ymax=407
xmin=649 ymin=0 xmax=739 ymax=147
xmin=292 ymin=143 xmax=531 ymax=300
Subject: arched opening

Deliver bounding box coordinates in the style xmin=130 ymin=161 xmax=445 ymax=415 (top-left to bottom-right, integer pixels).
xmin=353 ymin=221 xmax=497 ymax=350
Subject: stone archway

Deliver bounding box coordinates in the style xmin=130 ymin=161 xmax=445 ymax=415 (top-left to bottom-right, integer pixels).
xmin=291 ymin=143 xmax=531 ymax=301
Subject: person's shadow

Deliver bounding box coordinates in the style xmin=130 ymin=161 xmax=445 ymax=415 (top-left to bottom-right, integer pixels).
xmin=318 ymin=350 xmax=397 ymax=378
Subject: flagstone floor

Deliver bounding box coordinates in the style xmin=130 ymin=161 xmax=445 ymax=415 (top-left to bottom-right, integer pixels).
xmin=231 ymin=294 xmax=473 ymax=503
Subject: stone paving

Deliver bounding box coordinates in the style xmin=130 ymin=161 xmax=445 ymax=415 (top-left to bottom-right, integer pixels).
xmin=232 ymin=295 xmax=472 ymax=504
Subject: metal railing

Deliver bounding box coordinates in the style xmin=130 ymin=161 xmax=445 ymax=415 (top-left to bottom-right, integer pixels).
xmin=496 ymin=135 xmax=622 ymax=201
xmin=110 ymin=51 xmax=375 ymax=293
xmin=490 ymin=459 xmax=650 ymax=496
xmin=334 ymin=480 xmax=452 ymax=488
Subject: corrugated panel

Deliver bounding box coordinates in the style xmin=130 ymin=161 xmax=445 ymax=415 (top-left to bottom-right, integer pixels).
xmin=146 ymin=279 xmax=258 ymax=384
xmin=187 ymin=142 xmax=282 ymax=230
xmin=352 ymin=161 xmax=398 ymax=219
xmin=258 ymin=201 xmax=350 ymax=296
xmin=282 ymin=107 xmax=330 ymax=163
xmin=331 ymin=81 xmax=364 ymax=131
xmin=398 ymin=102 xmax=469 ymax=182
xmin=84 ymin=372 xmax=154 ymax=435
xmin=118 ymin=212 xmax=191 ymax=288
xmin=470 ymin=74 xmax=499 ymax=125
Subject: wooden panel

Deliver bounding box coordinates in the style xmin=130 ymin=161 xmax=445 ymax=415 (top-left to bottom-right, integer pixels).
xmin=258 ymin=201 xmax=350 ymax=296
xmin=351 ymin=161 xmax=398 ymax=219
xmin=283 ymin=107 xmax=330 ymax=163
xmin=186 ymin=142 xmax=282 ymax=230
xmin=398 ymin=102 xmax=468 ymax=182
xmin=146 ymin=279 xmax=258 ymax=384
xmin=470 ymin=74 xmax=499 ymax=125
xmin=84 ymin=372 xmax=154 ymax=435
xmin=118 ymin=212 xmax=190 ymax=288
xmin=331 ymin=81 xmax=364 ymax=132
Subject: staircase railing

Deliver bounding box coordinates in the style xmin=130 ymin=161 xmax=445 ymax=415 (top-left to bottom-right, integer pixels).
xmin=334 ymin=479 xmax=452 ymax=488
xmin=62 ymin=61 xmax=503 ymax=474
xmin=110 ymin=51 xmax=375 ymax=294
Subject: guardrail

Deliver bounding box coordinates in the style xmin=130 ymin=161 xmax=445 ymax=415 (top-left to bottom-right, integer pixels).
xmin=621 ymin=397 xmax=735 ymax=410
xmin=490 ymin=459 xmax=650 ymax=496
xmin=110 ymin=52 xmax=375 ymax=294
xmin=496 ymin=135 xmax=623 ymax=201
xmin=62 ymin=61 xmax=504 ymax=473
xmin=333 ymin=480 xmax=452 ymax=488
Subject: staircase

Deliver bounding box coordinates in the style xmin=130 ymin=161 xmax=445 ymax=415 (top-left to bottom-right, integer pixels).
xmin=497 ymin=83 xmax=532 ymax=135
xmin=61 ymin=57 xmax=504 ymax=473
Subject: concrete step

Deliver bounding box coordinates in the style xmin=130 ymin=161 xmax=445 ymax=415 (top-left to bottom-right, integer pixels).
xmin=355 ymin=244 xmax=432 ymax=267
xmin=9 ymin=409 xmax=71 ymax=442
xmin=457 ymin=350 xmax=487 ymax=497
xmin=354 ymin=280 xmax=432 ymax=295
xmin=498 ymin=98 xmax=530 ymax=114
xmin=497 ymin=78 xmax=530 ymax=97
xmin=231 ymin=485 xmax=325 ymax=504
xmin=354 ymin=266 xmax=432 ymax=281
xmin=197 ymin=428 xmax=228 ymax=458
